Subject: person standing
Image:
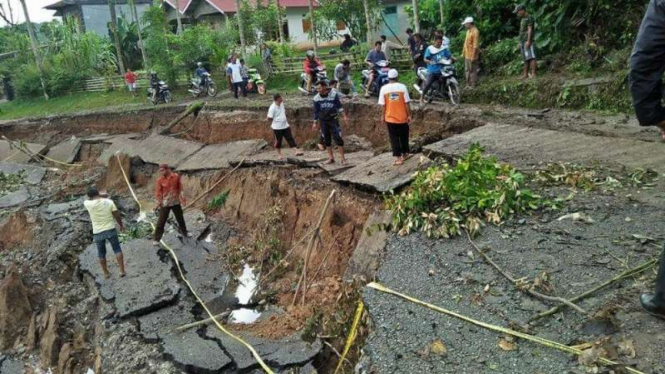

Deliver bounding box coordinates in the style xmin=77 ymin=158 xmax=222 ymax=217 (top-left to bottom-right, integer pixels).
xmin=411 ymin=33 xmax=428 ymax=89
xmin=406 ymin=28 xmax=416 ymax=54
xmin=261 ymin=43 xmax=273 ymax=77
xmin=514 ymin=4 xmax=537 ymax=79
xmin=629 ymin=0 xmax=665 ymax=318
xmin=313 ymin=80 xmax=348 ymax=164
xmin=462 ymin=17 xmax=480 ymax=89
xmin=378 ymin=69 xmax=412 ymax=166
xmin=153 ymin=164 xmax=190 ymax=246
xmin=124 ymin=68 xmax=138 ymax=97
xmin=228 ymin=55 xmax=247 ymax=99
xmin=268 ymin=93 xmax=304 ymax=159
xmin=380 ymin=35 xmax=408 ymax=61
xmin=83 ymin=187 xmax=126 ymax=279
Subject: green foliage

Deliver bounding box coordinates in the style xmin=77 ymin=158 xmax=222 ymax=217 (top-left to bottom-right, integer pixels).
xmin=386 ymin=144 xmax=541 ymax=238
xmin=14 ymin=64 xmax=47 ymax=98
xmin=119 ymin=221 xmax=153 ymax=243
xmin=208 ymin=191 xmax=230 ymax=210
xmin=0 ymin=171 xmax=26 ymax=197
xmin=316 ymin=0 xmax=382 ymax=42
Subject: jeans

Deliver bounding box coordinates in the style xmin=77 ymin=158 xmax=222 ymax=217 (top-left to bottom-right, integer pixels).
xmin=233 ymin=81 xmax=247 ymax=99
xmin=94 ymin=229 xmax=122 ymax=259
xmin=422 ymin=72 xmax=442 ymax=98
xmin=154 ymin=204 xmax=188 ymax=241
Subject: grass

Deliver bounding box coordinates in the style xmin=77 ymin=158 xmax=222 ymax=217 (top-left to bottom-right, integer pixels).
xmin=0 ymin=89 xmax=191 ymax=120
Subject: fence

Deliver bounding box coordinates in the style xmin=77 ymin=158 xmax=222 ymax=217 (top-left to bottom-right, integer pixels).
xmin=271 ymin=49 xmax=413 ymax=75
xmin=74 ymin=74 xmax=192 ymax=93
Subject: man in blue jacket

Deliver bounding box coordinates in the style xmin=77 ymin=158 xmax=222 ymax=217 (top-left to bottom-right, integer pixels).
xmin=629 ymin=0 xmax=665 ymax=318
xmin=312 ymin=80 xmax=349 ymax=164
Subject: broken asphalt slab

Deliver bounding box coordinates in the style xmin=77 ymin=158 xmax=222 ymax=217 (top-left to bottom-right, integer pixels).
xmin=317 ymin=151 xmax=374 ymax=175
xmin=138 ymin=299 xmax=197 ymax=342
xmin=162 ymin=330 xmax=233 ymax=372
xmin=229 ymin=150 xmax=329 ymax=168
xmin=98 ymin=135 xmax=204 ymax=168
xmin=0 ymin=139 xmax=46 ymax=164
xmin=0 ymin=358 xmax=25 ymax=374
xmin=424 ymin=123 xmax=665 ymax=174
xmin=79 ymin=239 xmax=181 ymax=318
xmin=332 ymin=153 xmax=430 ymax=193
xmin=177 ymin=140 xmax=268 ymax=171
xmin=82 ymin=133 xmax=141 ymax=144
xmin=0 ymin=162 xmax=46 ymax=184
xmin=45 ymin=137 xmax=81 ymax=164
xmin=0 ymin=186 xmax=30 ymax=209
xmin=344 ymin=209 xmax=392 ymax=282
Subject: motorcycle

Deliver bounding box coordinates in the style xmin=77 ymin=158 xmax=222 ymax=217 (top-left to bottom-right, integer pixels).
xmin=188 ymin=72 xmax=218 ymax=98
xmin=147 ymin=80 xmax=172 ymax=105
xmin=298 ymin=65 xmax=328 ymax=95
xmin=415 ymin=58 xmax=461 ymax=105
xmin=361 ymin=60 xmax=391 ymax=97
xmin=245 ymin=68 xmax=266 ymax=95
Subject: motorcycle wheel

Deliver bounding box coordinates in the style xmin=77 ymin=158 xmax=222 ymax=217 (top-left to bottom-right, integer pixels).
xmin=164 ymin=91 xmax=173 ymax=104
xmin=426 ymin=81 xmax=439 ymax=104
xmin=207 ymin=83 xmax=218 ymax=97
xmin=448 ymin=82 xmax=461 ymax=106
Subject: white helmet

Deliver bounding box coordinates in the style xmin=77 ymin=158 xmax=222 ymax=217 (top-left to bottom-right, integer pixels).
xmin=306 ymin=50 xmax=315 ymax=58
xmin=197 ymin=62 xmax=203 ymax=67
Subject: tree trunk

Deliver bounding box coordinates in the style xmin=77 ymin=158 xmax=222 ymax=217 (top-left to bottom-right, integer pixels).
xmin=236 ymin=0 xmax=247 ymax=57
xmin=411 ymin=0 xmax=420 ymax=33
xmin=275 ymin=0 xmax=284 ymax=43
xmin=174 ymin=0 xmax=183 ymax=34
xmin=129 ymin=0 xmax=148 ymax=69
xmin=363 ymin=0 xmax=372 ymax=46
xmin=308 ymin=0 xmax=317 ymax=53
xmin=18 ymin=0 xmax=48 ymax=100
xmin=108 ymin=0 xmax=126 ymax=74
xmin=439 ymin=0 xmax=445 ymax=28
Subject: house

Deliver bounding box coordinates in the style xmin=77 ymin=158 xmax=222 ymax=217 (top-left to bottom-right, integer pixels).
xmin=371 ymin=0 xmax=412 ymax=45
xmin=162 ymin=0 xmax=349 ymax=47
xmin=44 ymin=0 xmax=152 ymax=36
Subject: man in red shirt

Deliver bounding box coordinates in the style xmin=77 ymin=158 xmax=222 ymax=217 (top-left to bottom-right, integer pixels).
xmin=124 ymin=69 xmax=138 ymax=97
xmin=153 ymin=164 xmax=190 ymax=245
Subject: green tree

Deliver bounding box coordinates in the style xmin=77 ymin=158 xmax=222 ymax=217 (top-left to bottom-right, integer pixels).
xmin=316 ymin=0 xmax=382 ymax=43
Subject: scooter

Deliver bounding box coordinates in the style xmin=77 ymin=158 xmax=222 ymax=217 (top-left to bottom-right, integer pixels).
xmin=298 ymin=66 xmax=328 ymax=95
xmin=360 ymin=60 xmax=391 ymax=97
xmin=245 ymin=68 xmax=266 ymax=95
xmin=147 ymin=80 xmax=172 ymax=105
xmin=415 ymin=59 xmax=461 ymax=105
xmin=188 ymin=72 xmax=218 ymax=98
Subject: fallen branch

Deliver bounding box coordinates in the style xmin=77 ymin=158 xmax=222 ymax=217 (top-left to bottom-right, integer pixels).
xmin=293 ymin=189 xmax=336 ymax=306
xmin=465 ymin=231 xmax=587 ymax=316
xmin=531 ymin=257 xmax=659 ymax=322
xmin=260 ymin=227 xmax=317 ymax=285
xmin=367 ymin=282 xmax=648 ymax=374
xmin=184 ymin=159 xmax=244 ymax=211
xmin=308 ymin=232 xmax=342 ymax=290
xmin=157 ymin=101 xmax=205 ymax=135
xmin=323 ymin=341 xmax=352 ymax=367
xmin=175 ymin=311 xmax=231 ymax=332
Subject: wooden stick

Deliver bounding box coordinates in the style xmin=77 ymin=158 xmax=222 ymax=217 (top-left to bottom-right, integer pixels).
xmin=308 ymin=232 xmax=341 ymax=289
xmin=465 ymin=231 xmax=588 ymax=316
xmin=260 ymin=227 xmax=317 ymax=284
xmin=531 ymin=257 xmax=658 ymax=322
xmin=175 ymin=311 xmax=231 ymax=332
xmin=156 ymin=101 xmax=205 ymax=135
xmin=292 ymin=189 xmax=336 ymax=306
xmin=184 ymin=159 xmax=244 ymax=211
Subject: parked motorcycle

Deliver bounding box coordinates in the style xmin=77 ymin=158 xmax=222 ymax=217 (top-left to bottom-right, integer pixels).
xmin=147 ymin=80 xmax=172 ymax=105
xmin=415 ymin=59 xmax=461 ymax=105
xmin=361 ymin=60 xmax=391 ymax=97
xmin=188 ymin=72 xmax=218 ymax=98
xmin=298 ymin=66 xmax=328 ymax=95
xmin=245 ymin=68 xmax=266 ymax=95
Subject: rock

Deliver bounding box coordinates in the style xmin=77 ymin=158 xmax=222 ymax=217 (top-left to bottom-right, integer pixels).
xmin=0 ymin=358 xmax=26 ymax=374
xmin=46 ymin=137 xmax=82 ymax=164
xmin=0 ymin=162 xmax=46 ymax=185
xmin=332 ymin=153 xmax=431 ymax=193
xmin=78 ymin=239 xmax=181 ymax=318
xmin=42 ymin=198 xmax=83 ymax=221
xmin=0 ymin=186 xmax=30 ymax=209
xmin=25 ymin=313 xmax=37 ymax=351
xmin=98 ymin=153 xmax=131 ymax=194
xmin=317 ymin=151 xmax=374 ymax=175
xmin=161 ymin=330 xmax=233 ymax=372
xmin=39 ymin=308 xmax=61 ymax=368
xmin=138 ymin=300 xmax=196 ymax=342
xmin=344 ymin=210 xmax=392 ymax=282
xmin=0 ymin=140 xmax=46 ymax=165
xmin=177 ymin=140 xmax=268 ymax=171
xmin=0 ymin=265 xmax=32 ymax=350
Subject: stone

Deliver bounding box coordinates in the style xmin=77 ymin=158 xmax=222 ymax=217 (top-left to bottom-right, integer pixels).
xmin=0 ymin=162 xmax=46 ymax=185
xmin=0 ymin=266 xmax=32 ymax=350
xmin=138 ymin=300 xmax=196 ymax=342
xmin=0 ymin=358 xmax=26 ymax=374
xmin=161 ymin=330 xmax=233 ymax=372
xmin=99 ymin=153 xmax=131 ymax=193
xmin=0 ymin=186 xmax=30 ymax=209
xmin=78 ymin=239 xmax=181 ymax=317
xmin=46 ymin=137 xmax=82 ymax=164
xmin=317 ymin=151 xmax=374 ymax=175
xmin=42 ymin=198 xmax=82 ymax=221
xmin=177 ymin=140 xmax=268 ymax=171
xmin=0 ymin=140 xmax=46 ymax=164
xmin=39 ymin=308 xmax=60 ymax=368
xmin=332 ymin=153 xmax=431 ymax=193
xmin=344 ymin=210 xmax=393 ymax=282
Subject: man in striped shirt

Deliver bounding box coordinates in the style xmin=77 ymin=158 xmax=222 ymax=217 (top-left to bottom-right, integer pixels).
xmin=378 ymin=69 xmax=412 ymax=166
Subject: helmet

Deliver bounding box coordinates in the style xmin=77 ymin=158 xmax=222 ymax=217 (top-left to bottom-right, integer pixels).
xmin=197 ymin=62 xmax=203 ymax=67
xmin=306 ymin=50 xmax=315 ymax=58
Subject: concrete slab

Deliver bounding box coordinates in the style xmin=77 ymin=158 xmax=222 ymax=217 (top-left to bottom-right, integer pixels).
xmin=317 ymin=151 xmax=374 ymax=175
xmin=344 ymin=210 xmax=392 ymax=282
xmin=0 ymin=162 xmax=46 ymax=185
xmin=0 ymin=140 xmax=46 ymax=164
xmin=97 ymin=138 xmax=141 ymax=166
xmin=162 ymin=330 xmax=233 ymax=372
xmin=0 ymin=187 xmax=30 ymax=209
xmin=177 ymin=140 xmax=268 ymax=171
xmin=46 ymin=137 xmax=81 ymax=164
xmin=98 ymin=135 xmax=204 ymax=168
xmin=138 ymin=300 xmax=196 ymax=342
xmin=79 ymin=239 xmax=181 ymax=318
xmin=331 ymin=153 xmax=431 ymax=193
xmin=423 ymin=123 xmax=665 ymax=174
xmin=230 ymin=150 xmax=329 ymax=168
xmin=82 ymin=133 xmax=141 ymax=144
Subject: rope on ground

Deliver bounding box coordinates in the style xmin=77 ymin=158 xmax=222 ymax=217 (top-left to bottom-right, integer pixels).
xmin=530 ymin=257 xmax=659 ymax=322
xmin=115 ymin=154 xmax=275 ymax=374
xmin=183 ymin=159 xmax=245 ymax=211
xmin=2 ymin=135 xmax=82 ymax=167
xmin=333 ymin=301 xmax=364 ymax=374
xmin=465 ymin=230 xmax=588 ymax=316
xmin=367 ymin=282 xmax=648 ymax=374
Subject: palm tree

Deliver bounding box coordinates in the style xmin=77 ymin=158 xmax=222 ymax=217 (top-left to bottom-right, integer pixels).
xmin=412 ymin=0 xmax=420 ymax=32
xmin=18 ymin=0 xmax=48 ymax=99
xmin=108 ymin=0 xmax=126 ymax=74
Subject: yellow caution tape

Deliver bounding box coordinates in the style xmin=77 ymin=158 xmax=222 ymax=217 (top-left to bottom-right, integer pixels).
xmin=115 ymin=154 xmax=275 ymax=374
xmin=333 ymin=301 xmax=364 ymax=374
xmin=367 ymin=282 xmax=647 ymax=374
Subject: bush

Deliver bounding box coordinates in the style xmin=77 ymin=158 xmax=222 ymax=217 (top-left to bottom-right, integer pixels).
xmin=385 ymin=144 xmax=541 ymax=238
xmin=481 ymin=37 xmax=521 ymax=76
xmin=14 ymin=64 xmax=49 ymax=98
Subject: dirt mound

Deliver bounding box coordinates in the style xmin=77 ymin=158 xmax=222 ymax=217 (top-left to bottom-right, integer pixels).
xmin=0 ymin=265 xmax=32 ymax=350
xmin=0 ymin=210 xmax=34 ymax=252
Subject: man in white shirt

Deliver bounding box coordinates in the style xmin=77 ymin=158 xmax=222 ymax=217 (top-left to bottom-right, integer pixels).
xmin=83 ymin=187 xmax=126 ymax=279
xmin=267 ymin=93 xmax=304 ymax=159
xmin=380 ymin=35 xmax=408 ymax=60
xmin=228 ymin=55 xmax=247 ymax=99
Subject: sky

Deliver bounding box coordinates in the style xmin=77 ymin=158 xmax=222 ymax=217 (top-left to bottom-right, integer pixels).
xmin=0 ymin=0 xmax=57 ymax=27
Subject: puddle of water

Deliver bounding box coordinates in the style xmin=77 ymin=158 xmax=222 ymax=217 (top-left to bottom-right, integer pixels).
xmin=229 ymin=308 xmax=262 ymax=324
xmin=229 ymin=264 xmax=262 ymax=324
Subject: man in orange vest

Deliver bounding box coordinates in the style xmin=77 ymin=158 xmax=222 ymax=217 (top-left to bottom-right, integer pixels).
xmin=378 ymin=69 xmax=412 ymax=166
